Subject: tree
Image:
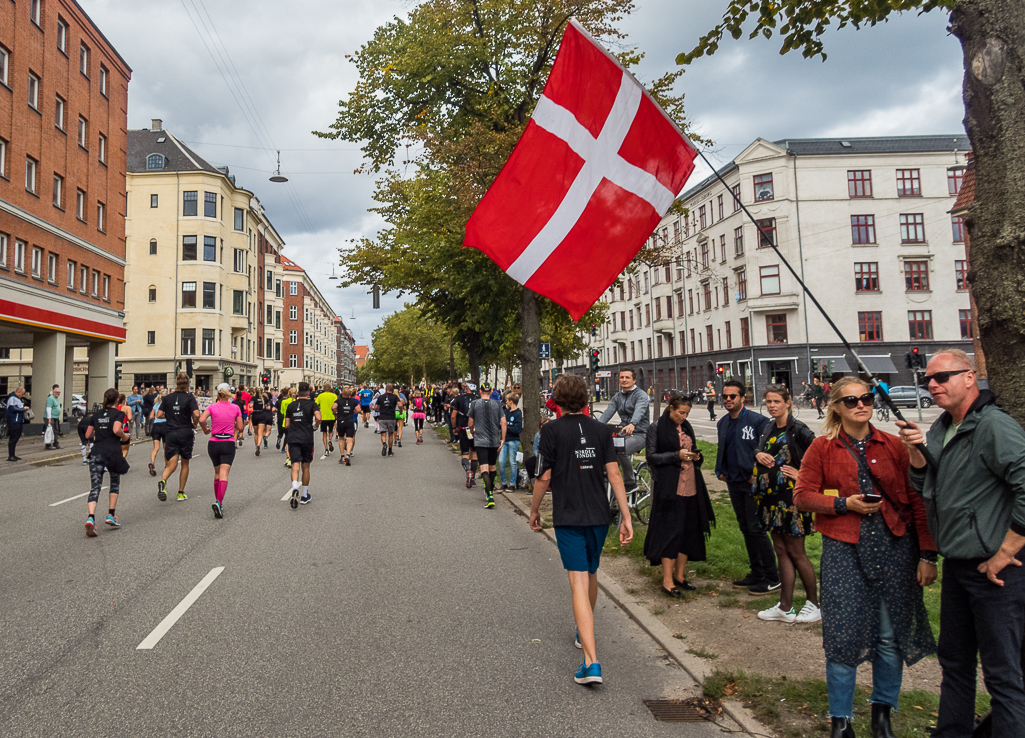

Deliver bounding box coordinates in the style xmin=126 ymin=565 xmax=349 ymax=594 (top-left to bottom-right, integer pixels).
xmin=679 ymin=0 xmax=1025 ymax=426
xmin=362 ymin=306 xmax=466 ymax=385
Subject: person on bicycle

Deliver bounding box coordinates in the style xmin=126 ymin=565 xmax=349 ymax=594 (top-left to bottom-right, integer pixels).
xmin=598 ymin=367 xmax=650 ymax=495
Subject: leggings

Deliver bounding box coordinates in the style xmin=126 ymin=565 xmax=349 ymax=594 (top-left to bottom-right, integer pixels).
xmin=88 ymin=456 xmax=120 ymax=503
xmin=414 ymin=417 xmax=424 ymax=431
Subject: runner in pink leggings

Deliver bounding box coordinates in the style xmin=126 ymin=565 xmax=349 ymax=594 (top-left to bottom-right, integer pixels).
xmin=198 ymin=383 xmax=243 ymax=519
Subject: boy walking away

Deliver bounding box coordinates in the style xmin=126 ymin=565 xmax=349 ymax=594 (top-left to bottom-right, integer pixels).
xmin=529 ymin=374 xmax=633 ymax=686
xmin=376 ymin=384 xmax=402 ymax=456
xmin=284 ymin=382 xmax=320 ymax=508
xmin=468 ymin=383 xmax=506 ymax=508
xmin=157 ymin=373 xmax=201 ymax=502
xmin=316 ymin=383 xmax=338 ymax=459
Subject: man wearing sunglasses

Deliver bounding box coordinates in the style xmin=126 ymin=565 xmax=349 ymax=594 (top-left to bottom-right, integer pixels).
xmin=714 ymin=380 xmax=778 ymax=595
xmin=898 ymin=349 xmax=1025 ymax=738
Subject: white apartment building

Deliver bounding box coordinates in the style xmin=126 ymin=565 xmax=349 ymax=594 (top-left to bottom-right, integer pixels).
xmin=547 ymin=134 xmax=973 ymax=397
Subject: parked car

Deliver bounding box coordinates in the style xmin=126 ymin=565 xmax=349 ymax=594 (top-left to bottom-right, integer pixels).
xmin=71 ymin=394 xmax=87 ymax=417
xmin=886 ymin=385 xmax=933 ymax=408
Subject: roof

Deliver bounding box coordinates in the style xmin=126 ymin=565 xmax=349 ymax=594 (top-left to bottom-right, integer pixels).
xmin=127 ymin=129 xmax=226 ymax=175
xmin=280 ymin=256 xmax=304 ymax=272
xmin=775 ymin=134 xmax=969 ymax=156
xmin=951 ymin=155 xmax=976 ymax=214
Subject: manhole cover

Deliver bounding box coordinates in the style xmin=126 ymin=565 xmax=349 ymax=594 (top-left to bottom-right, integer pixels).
xmin=643 ymin=698 xmax=720 ymax=722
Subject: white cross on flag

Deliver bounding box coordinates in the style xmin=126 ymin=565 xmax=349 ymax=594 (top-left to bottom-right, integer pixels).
xmin=464 ymin=19 xmax=698 ymax=321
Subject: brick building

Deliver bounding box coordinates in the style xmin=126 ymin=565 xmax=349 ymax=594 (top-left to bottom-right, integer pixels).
xmin=278 ymin=255 xmax=337 ymax=389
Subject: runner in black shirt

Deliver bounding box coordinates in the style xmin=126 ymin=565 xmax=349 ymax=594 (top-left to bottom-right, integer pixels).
xmin=83 ymin=388 xmax=131 ymax=537
xmin=156 ymin=373 xmax=200 ymax=502
xmin=284 ymin=382 xmax=320 ymax=509
xmin=375 ymin=384 xmax=402 ymax=457
xmin=249 ymin=387 xmax=273 ymax=455
xmin=333 ymin=387 xmax=361 ymax=466
xmin=451 ymin=383 xmax=478 ymax=487
xmin=529 ymin=374 xmax=633 ymax=686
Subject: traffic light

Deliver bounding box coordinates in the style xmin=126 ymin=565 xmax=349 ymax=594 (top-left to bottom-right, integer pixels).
xmin=911 ymin=346 xmax=923 ymax=370
xmin=261 ymin=373 xmax=270 ymax=385
xmin=589 ymin=349 xmax=600 ymax=373
xmin=904 ymin=352 xmax=913 ymax=370
xmin=812 ymin=359 xmax=820 ymax=375
xmin=185 ymin=358 xmax=194 ymax=377
xmin=114 ymin=361 xmax=122 ymax=386
xmin=716 ymin=365 xmax=724 ymax=376
xmin=590 ymin=324 xmax=597 ymax=337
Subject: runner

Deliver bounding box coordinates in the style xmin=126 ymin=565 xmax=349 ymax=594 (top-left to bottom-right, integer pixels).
xmin=468 ymin=383 xmax=506 ymax=508
xmin=395 ymin=387 xmax=408 ymax=448
xmin=376 ymin=383 xmax=402 ymax=457
xmin=358 ymin=383 xmax=374 ymax=428
xmin=83 ymin=388 xmax=131 ymax=537
xmin=284 ymin=382 xmax=320 ymax=508
xmin=198 ymin=383 xmax=243 ymax=519
xmin=249 ymin=387 xmax=273 ymax=455
xmin=233 ymin=389 xmax=248 ymax=448
xmin=316 ymin=383 xmax=338 ymax=459
xmin=279 ymin=387 xmax=295 ymax=464
xmin=78 ymin=405 xmax=95 ymax=465
xmin=410 ymin=390 xmax=427 ymax=445
xmin=275 ymin=387 xmax=290 ymax=451
xmin=157 ymin=373 xmax=201 ymax=502
xmin=148 ymin=389 xmax=167 ymax=475
xmin=117 ymin=393 xmax=133 ymax=460
xmin=333 ymin=387 xmax=361 ymax=465
xmin=451 ymin=382 xmax=478 ymax=488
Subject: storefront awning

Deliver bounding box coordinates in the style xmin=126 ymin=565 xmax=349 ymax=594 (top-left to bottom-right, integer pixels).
xmin=816 ymin=356 xmax=853 ymax=373
xmin=854 ymin=355 xmax=899 ymax=375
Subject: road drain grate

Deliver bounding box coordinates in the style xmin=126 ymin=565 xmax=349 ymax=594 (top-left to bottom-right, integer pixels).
xmin=643 ymin=698 xmax=719 ymax=722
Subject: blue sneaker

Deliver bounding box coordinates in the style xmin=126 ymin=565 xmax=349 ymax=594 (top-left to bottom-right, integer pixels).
xmin=574 ymin=661 xmax=603 ymax=685
xmin=105 ymin=513 xmax=121 ymax=527
xmin=299 ymin=493 xmax=312 ymax=505
xmin=574 ymin=629 xmax=582 ymax=649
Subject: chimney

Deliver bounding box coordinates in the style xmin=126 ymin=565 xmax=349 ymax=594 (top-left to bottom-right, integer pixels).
xmin=151 ymin=119 xmax=163 ymax=131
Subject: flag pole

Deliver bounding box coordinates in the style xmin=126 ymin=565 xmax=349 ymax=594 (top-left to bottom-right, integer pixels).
xmin=694 ymin=149 xmax=936 ymax=468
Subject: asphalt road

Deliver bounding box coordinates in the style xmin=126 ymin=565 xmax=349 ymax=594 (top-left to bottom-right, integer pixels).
xmin=1 ymin=424 xmax=733 ymax=737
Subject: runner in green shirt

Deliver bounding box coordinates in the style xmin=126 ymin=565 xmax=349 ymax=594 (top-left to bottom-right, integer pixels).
xmin=316 ymin=384 xmax=338 ymax=459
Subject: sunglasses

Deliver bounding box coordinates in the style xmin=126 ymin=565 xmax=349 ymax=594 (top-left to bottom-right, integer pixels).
xmin=839 ymin=392 xmax=875 ymax=409
xmin=722 ymin=393 xmax=740 ymax=400
xmin=919 ymin=369 xmax=970 ymax=386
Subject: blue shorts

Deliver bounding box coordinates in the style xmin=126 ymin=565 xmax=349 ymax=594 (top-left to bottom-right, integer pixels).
xmin=554 ymin=525 xmax=610 ymax=573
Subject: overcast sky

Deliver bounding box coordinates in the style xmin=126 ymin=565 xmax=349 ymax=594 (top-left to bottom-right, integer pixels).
xmin=85 ymin=0 xmax=965 ymax=349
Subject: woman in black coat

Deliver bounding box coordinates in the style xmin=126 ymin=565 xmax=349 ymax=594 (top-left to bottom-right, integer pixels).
xmin=644 ymin=395 xmax=715 ymax=597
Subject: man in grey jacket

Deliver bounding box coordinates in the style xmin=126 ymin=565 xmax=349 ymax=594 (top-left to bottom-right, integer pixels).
xmin=598 ymin=367 xmax=649 ymax=492
xmin=899 ymin=349 xmax=1025 ymax=738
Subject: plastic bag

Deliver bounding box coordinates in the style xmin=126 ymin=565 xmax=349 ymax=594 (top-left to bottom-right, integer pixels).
xmin=44 ymin=424 xmax=54 ymax=445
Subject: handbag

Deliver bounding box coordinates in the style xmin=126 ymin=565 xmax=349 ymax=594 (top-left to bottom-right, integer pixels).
xmin=838 ymin=434 xmax=907 ymax=525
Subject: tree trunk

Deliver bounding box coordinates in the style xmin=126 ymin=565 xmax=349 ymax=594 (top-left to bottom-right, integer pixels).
xmin=951 ymin=0 xmax=1025 ymax=427
xmin=448 ymin=334 xmax=455 ymax=381
xmin=519 ymin=288 xmax=542 ymax=450
xmin=465 ymin=336 xmax=481 ymax=388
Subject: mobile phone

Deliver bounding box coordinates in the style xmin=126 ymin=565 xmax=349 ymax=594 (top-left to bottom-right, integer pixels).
xmin=862 ymin=493 xmax=882 ymax=504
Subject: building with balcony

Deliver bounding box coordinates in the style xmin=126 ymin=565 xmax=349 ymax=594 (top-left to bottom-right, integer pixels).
xmin=335 ymin=317 xmax=356 ymax=386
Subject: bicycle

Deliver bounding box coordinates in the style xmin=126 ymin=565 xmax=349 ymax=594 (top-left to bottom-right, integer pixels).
xmin=875 ymin=403 xmax=890 ymax=423
xmin=606 ymin=453 xmax=652 ymax=525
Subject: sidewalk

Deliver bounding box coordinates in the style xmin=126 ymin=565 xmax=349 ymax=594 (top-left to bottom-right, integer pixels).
xmin=1 ymin=431 xmax=152 ymax=477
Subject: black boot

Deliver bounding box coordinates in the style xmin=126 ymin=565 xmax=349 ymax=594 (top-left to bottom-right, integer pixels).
xmin=870 ymin=704 xmax=896 ymax=738
xmin=831 ymin=717 xmax=855 ymax=738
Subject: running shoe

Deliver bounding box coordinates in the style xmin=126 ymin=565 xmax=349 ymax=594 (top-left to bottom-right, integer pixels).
xmin=284 ymin=459 xmax=291 ymax=468
xmin=256 ymin=446 xmax=261 ymax=457
xmin=275 ymin=437 xmax=281 ymax=449
xmin=485 ymin=494 xmax=494 ymax=509
xmin=237 ymin=437 xmax=243 ymax=448
xmin=575 ymin=629 xmax=582 ymax=649
xmin=157 ymin=479 xmax=167 ymax=502
xmin=574 ymin=661 xmax=603 ymax=685
xmin=85 ymin=518 xmax=97 ymax=537
xmin=344 ymin=455 xmax=351 ymax=466
xmin=290 ymin=488 xmax=300 ymax=509
xmin=364 ymin=422 xmax=368 ymax=428
xmin=748 ymin=581 xmax=782 ymax=596
xmin=300 ymin=493 xmax=312 ymax=505
xmin=757 ymin=603 xmax=796 ymax=623
xmin=465 ymin=475 xmax=472 ymax=489
xmin=212 ymin=501 xmax=223 ymax=519
xmin=387 ymin=449 xmax=394 ymax=457
xmin=328 ymin=441 xmax=333 ymax=452
xmin=381 ymin=445 xmax=387 ymax=457
xmin=264 ymin=438 xmax=269 ymax=448
xmin=148 ymin=462 xmax=156 ymax=476
xmin=105 ymin=513 xmax=120 ymax=527
xmin=396 ymin=440 xmax=402 ymax=448
xmin=320 ymin=453 xmax=329 ymax=460
xmin=177 ymin=492 xmax=188 ymax=501
xmin=795 ymin=601 xmax=821 ymax=624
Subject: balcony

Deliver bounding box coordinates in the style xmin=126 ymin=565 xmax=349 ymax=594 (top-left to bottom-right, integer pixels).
xmin=653 ymin=317 xmax=675 ymax=334
xmin=744 ymin=293 xmax=800 ymax=313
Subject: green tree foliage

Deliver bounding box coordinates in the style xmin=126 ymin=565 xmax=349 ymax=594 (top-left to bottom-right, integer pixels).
xmin=362 ymin=305 xmax=467 ymax=385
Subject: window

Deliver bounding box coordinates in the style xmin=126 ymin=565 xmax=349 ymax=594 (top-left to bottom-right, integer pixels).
xmin=52 ymin=173 xmax=63 ymax=208
xmin=0 ymin=137 xmax=6 ymax=178
xmin=904 ymin=260 xmax=930 ymax=291
xmin=643 ymin=271 xmax=649 ymax=293
xmin=232 ymin=290 xmax=245 ymax=315
xmin=99 ymin=65 xmax=108 ymax=96
xmin=80 ymin=44 xmax=89 ymax=75
xmin=952 ymin=215 xmax=965 ymax=243
xmin=753 ymin=173 xmax=774 ymax=201
xmin=955 ymin=260 xmax=968 ymax=290
xmin=204 ymin=236 xmax=217 ymax=262
xmin=848 ymin=170 xmax=872 ymax=198
xmin=147 ymin=331 xmax=155 ymax=346
xmin=28 ymin=72 xmax=39 ymax=110
xmin=644 ymin=304 xmax=651 ymax=326
xmin=959 ymin=309 xmax=973 ymax=339
xmin=289 ymin=281 xmax=298 ymax=296
xmin=699 ymin=241 xmax=710 ymax=268
xmin=91 ymin=270 xmax=99 ymax=296
xmin=702 ymin=282 xmax=711 ymax=310
xmin=851 ymin=215 xmax=876 ymax=244
xmin=266 ymin=304 xmax=273 ymax=324
xmin=289 ymin=354 xmax=298 ymax=368
xmin=900 ymin=213 xmax=925 ymax=243
xmin=54 ymin=95 xmax=65 ymax=130
xmin=181 ymin=282 xmax=197 ymax=308
xmin=79 ymin=264 xmax=87 ymax=292
xmin=202 ymin=329 xmax=216 ymax=356
xmin=78 ymin=116 xmax=87 ymax=147
xmin=204 ymin=192 xmax=216 ymax=218
xmin=722 ymin=277 xmax=730 ymax=305
xmin=149 ymin=194 xmax=159 ymax=210
xmin=234 ymin=207 xmax=244 ymax=231
xmin=755 ymin=218 xmax=776 ymax=248
xmin=717 ymin=194 xmax=724 ymax=220
xmin=289 ymin=305 xmax=298 ymax=321
xmin=98 ymin=134 xmax=106 ymax=164
xmin=766 ymin=313 xmax=788 ymax=344
xmin=76 ymin=189 xmax=85 ymax=219
xmin=147 ymin=154 xmax=165 ymax=170
xmin=148 ymin=286 xmax=156 ymax=302
xmin=290 ymin=330 xmax=298 ymax=345
xmin=720 ymin=234 xmax=727 ymax=263
xmin=854 ymin=262 xmax=879 ymax=292
xmin=147 ymin=239 xmax=157 ymax=256
xmin=181 ymin=329 xmax=196 ymax=356
xmin=25 ymin=157 xmax=37 ymax=193
xmin=182 ymin=235 xmax=197 ymax=261
xmin=699 ymin=205 xmax=707 ymax=230
xmin=56 ymin=16 xmax=68 ymax=51
xmin=47 ymin=252 xmax=57 ymax=283
xmin=705 ymin=326 xmax=713 ymax=352
xmin=66 ymin=259 xmax=74 ymax=287
xmin=14 ymin=240 xmax=26 ymax=272
xmin=858 ymin=311 xmax=883 ymax=342
xmin=665 ymin=294 xmax=673 ymax=319
xmin=731 ymin=184 xmax=741 ymax=211
xmin=759 ymin=265 xmax=780 ymax=295
xmin=740 ymin=317 xmax=750 ymax=347
xmin=687 ymin=332 xmax=693 ymax=355
xmin=233 ymin=249 xmax=245 ymax=272
xmin=183 ymin=191 xmax=197 ymax=216
xmin=896 ymin=169 xmax=921 ymax=197
xmin=96 ymin=202 xmax=105 ymax=232
xmin=202 ymin=282 xmax=216 ymax=309
xmin=725 ymin=321 xmax=732 ymax=349
xmin=908 ymin=310 xmax=933 ymax=340
xmin=948 ymin=168 xmax=964 ymax=196
xmin=30 ymin=247 xmax=42 ymax=277
xmin=102 ymin=274 xmax=109 ymax=301
xmin=737 ymin=269 xmax=747 ymax=301
xmin=275 ymin=279 xmax=282 ymax=297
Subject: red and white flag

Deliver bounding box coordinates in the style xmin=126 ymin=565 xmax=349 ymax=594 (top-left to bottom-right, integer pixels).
xmin=464 ymin=19 xmax=698 ymax=321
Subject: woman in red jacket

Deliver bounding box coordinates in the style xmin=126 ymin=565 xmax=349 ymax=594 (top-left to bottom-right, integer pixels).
xmin=794 ymin=377 xmax=937 ymax=738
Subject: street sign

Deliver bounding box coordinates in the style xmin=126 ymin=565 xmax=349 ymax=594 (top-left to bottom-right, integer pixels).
xmin=224 ymin=367 xmax=235 ymax=378
xmin=539 ymin=343 xmax=551 ymax=359
xmin=595 ymin=371 xmax=612 ymax=377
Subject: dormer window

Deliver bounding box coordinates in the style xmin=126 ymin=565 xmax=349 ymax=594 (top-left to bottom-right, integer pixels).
xmin=147 ymin=153 xmax=165 ymax=170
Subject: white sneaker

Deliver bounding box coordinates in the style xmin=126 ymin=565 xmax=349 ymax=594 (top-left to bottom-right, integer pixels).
xmin=757 ymin=603 xmax=796 ymax=623
xmin=795 ymin=601 xmax=821 ymax=624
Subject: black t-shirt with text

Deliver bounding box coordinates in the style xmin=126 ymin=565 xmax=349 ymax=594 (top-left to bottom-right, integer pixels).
xmin=285 ymin=398 xmax=319 ymax=446
xmin=537 ymin=414 xmax=616 ymax=527
xmin=162 ymin=392 xmax=199 ymax=431
xmin=334 ymin=397 xmax=361 ymax=424
xmin=89 ymin=407 xmax=127 ymax=459
xmin=377 ymin=392 xmax=400 ymax=421
xmin=452 ymin=392 xmax=475 ymax=427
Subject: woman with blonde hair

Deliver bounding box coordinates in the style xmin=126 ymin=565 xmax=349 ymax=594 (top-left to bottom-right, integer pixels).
xmin=249 ymin=386 xmax=273 ymax=455
xmin=148 ymin=389 xmax=168 ymax=476
xmin=794 ymin=376 xmax=937 ymax=738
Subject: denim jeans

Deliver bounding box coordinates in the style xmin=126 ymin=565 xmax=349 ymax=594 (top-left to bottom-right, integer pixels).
xmin=826 ymin=599 xmax=902 ymax=719
xmin=726 ymin=482 xmax=779 ymax=584
xmin=934 ymin=557 xmax=1025 ymax=738
xmin=498 ymin=440 xmax=520 ymax=486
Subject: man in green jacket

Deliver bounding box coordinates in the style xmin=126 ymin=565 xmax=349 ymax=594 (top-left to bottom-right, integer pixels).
xmin=899 ymin=349 xmax=1025 ymax=738
xmin=45 ymin=384 xmax=62 ymax=449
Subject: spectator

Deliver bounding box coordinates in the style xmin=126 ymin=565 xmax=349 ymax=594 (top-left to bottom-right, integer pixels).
xmin=705 ymin=381 xmax=717 ymax=421
xmin=45 ymin=385 xmax=62 ymax=449
xmin=598 ymin=367 xmax=649 ymax=494
xmin=498 ymin=393 xmax=522 ymax=490
xmin=795 ymin=376 xmax=937 ymax=738
xmin=6 ymin=386 xmax=27 ymax=461
xmin=714 ymin=379 xmax=777 ymax=594
xmin=126 ymin=385 xmax=145 ymax=439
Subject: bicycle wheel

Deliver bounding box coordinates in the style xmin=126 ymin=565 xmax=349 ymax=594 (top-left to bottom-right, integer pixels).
xmin=631 ymin=461 xmax=652 ymax=525
xmin=606 ymin=480 xmax=623 ymax=529
xmin=791 ymin=404 xmax=800 ymax=419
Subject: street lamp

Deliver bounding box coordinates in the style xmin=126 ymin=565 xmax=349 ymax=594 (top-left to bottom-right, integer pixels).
xmin=269 ymin=150 xmax=288 ymax=183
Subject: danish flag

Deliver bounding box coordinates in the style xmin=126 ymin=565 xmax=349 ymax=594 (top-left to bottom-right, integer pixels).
xmin=464 ymin=19 xmax=698 ymax=321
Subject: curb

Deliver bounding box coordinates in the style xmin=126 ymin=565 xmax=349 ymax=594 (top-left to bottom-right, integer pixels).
xmin=501 ymin=490 xmax=774 ymax=738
